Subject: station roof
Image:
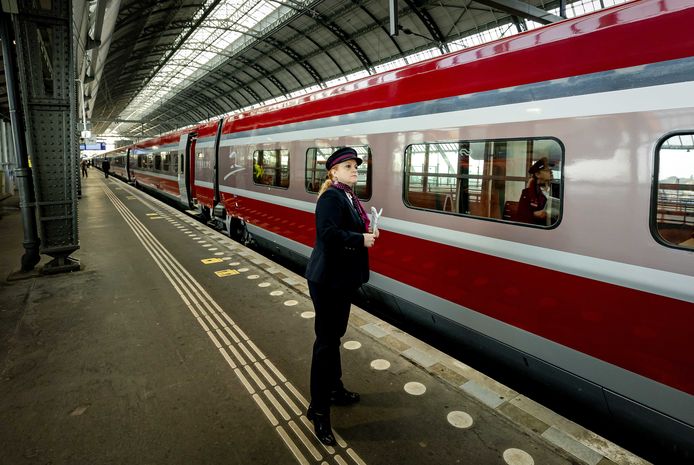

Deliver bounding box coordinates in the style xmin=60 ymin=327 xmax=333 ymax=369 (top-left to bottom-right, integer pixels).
xmin=4 ymin=0 xmax=629 ymax=138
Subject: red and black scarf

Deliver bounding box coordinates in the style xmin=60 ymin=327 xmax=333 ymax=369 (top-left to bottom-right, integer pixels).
xmin=331 ymin=182 xmax=370 ymax=232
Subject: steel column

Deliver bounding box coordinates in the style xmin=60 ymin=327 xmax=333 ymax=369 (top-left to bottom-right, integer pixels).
xmin=0 ymin=11 xmax=41 ymax=273
xmin=12 ymin=0 xmax=79 ymax=273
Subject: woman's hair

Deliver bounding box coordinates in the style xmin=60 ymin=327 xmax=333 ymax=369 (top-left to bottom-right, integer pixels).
xmin=317 ymin=169 xmax=336 ymax=197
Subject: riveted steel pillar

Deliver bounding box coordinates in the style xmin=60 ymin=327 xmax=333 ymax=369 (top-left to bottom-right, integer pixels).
xmin=13 ymin=0 xmax=80 ymax=274
xmin=0 ymin=11 xmax=41 ymax=273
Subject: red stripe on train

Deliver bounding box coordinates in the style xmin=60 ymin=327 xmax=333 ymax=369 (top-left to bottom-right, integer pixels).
xmin=135 ymin=174 xmax=181 ymax=198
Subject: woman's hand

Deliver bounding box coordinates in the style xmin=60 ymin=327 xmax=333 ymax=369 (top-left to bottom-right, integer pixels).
xmin=368 ymin=227 xmax=381 ymax=238
xmin=363 ymin=233 xmax=376 ymax=248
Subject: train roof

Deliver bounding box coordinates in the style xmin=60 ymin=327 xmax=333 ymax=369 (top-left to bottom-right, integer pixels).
xmin=111 ymin=0 xmax=694 ymax=147
xmin=218 ymin=0 xmax=693 ymax=135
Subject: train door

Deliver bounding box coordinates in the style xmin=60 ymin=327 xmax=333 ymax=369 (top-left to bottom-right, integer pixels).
xmin=125 ymin=148 xmax=131 ymax=182
xmin=211 ymin=119 xmax=225 ymax=222
xmin=177 ymin=132 xmax=197 ymax=209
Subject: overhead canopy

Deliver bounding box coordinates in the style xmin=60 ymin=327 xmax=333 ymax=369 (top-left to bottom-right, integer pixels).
xmin=77 ymin=0 xmax=625 ymax=138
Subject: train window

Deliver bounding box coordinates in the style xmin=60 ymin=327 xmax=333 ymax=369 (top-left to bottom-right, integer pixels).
xmin=253 ymin=149 xmax=289 ymax=188
xmin=195 ymin=146 xmax=215 ymax=182
xmin=161 ymin=152 xmax=170 ymax=172
xmin=169 ymin=150 xmax=178 ymax=174
xmin=128 ymin=152 xmax=136 ymax=171
xmin=404 ymin=138 xmax=562 ymax=226
xmin=652 ymin=134 xmax=694 ymax=249
xmin=305 ymin=146 xmax=372 ymax=200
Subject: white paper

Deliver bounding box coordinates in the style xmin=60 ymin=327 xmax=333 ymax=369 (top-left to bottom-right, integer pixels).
xmin=370 ymin=206 xmax=383 ymax=233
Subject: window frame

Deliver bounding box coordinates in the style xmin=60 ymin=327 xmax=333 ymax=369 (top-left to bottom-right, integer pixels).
xmin=304 ymin=145 xmax=373 ymax=201
xmin=650 ymin=131 xmax=694 ymax=251
xmin=252 ymin=148 xmax=290 ymax=189
xmin=402 ymin=136 xmax=564 ymax=229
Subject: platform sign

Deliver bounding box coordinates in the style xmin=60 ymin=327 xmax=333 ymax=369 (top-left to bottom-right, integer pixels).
xmin=80 ymin=142 xmax=106 ymax=150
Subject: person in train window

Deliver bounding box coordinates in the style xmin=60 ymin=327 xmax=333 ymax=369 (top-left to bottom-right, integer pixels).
xmin=516 ymin=157 xmax=554 ymax=225
xmin=304 ymin=147 xmax=378 ymax=446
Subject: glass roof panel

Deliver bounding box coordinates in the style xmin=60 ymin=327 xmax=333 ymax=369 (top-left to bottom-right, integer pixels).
xmin=111 ymin=0 xmax=286 ymax=132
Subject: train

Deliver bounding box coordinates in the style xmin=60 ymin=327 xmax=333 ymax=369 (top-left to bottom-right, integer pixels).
xmin=94 ymin=0 xmax=694 ymax=456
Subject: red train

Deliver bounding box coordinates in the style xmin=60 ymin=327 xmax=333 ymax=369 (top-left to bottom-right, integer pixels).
xmin=96 ymin=0 xmax=694 ymax=455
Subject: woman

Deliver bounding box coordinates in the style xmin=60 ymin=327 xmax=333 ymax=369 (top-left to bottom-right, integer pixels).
xmin=516 ymin=157 xmax=553 ymax=225
xmin=304 ymin=146 xmax=378 ymax=445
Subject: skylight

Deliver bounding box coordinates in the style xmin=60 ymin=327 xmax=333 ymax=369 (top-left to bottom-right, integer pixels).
xmin=109 ymin=0 xmax=290 ymax=134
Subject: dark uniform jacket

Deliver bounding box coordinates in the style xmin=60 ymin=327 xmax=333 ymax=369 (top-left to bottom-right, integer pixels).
xmin=516 ymin=179 xmax=547 ymax=225
xmin=305 ymin=187 xmax=369 ymax=289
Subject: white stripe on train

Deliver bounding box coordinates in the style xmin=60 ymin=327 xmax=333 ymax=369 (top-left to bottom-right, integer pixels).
xmin=218 ymin=80 xmax=694 ymax=146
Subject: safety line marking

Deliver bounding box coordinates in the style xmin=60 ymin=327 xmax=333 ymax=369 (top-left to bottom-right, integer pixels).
xmin=289 ymin=420 xmax=323 ymax=461
xmin=255 ymin=361 xmax=277 ymax=387
xmin=103 ymin=184 xmax=368 ymax=465
xmin=254 ymin=393 xmax=278 ymax=426
xmin=245 ymin=364 xmax=267 ymax=391
xmin=275 ymin=385 xmax=302 ymax=416
xmin=277 ymin=425 xmax=310 ymax=465
xmin=238 ymin=341 xmax=257 ymax=363
xmin=264 ymin=389 xmax=291 ymax=421
xmin=235 ymin=368 xmax=255 ymax=395
xmin=219 ymin=347 xmax=237 ymax=369
xmin=215 ymin=328 xmax=232 ymax=346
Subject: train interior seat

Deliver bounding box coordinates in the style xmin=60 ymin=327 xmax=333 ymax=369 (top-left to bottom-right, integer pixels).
xmin=406 ymin=191 xmax=457 ymax=212
xmin=503 ymin=200 xmax=519 ymax=221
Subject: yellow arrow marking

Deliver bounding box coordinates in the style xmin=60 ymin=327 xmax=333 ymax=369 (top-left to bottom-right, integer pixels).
xmin=202 ymin=258 xmax=224 ymax=264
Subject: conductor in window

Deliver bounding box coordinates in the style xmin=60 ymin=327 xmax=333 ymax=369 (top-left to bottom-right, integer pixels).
xmin=304 ymin=147 xmax=379 ymax=445
xmin=517 ymin=157 xmax=554 ymax=225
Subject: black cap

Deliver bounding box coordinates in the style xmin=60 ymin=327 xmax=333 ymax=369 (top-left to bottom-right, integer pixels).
xmin=325 ymin=147 xmax=362 ymax=170
xmin=528 ymin=157 xmax=554 ymax=174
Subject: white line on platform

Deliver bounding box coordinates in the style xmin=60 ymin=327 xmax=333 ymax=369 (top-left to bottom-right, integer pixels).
xmin=103 ymin=183 xmax=368 ymax=465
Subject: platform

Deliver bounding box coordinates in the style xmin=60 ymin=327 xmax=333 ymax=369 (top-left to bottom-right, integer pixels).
xmin=0 ymin=174 xmax=649 ymax=465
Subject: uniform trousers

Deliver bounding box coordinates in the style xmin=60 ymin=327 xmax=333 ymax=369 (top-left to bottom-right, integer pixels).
xmin=308 ymin=280 xmax=356 ymax=411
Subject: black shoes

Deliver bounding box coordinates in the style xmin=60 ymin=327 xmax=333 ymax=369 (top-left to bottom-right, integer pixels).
xmin=307 ymin=388 xmax=359 ymax=446
xmin=330 ymin=387 xmax=360 ymax=406
xmin=306 ymin=406 xmax=336 ymax=446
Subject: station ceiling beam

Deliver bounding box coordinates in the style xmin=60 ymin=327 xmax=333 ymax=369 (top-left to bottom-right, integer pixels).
xmin=475 ymin=0 xmax=563 ymax=24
